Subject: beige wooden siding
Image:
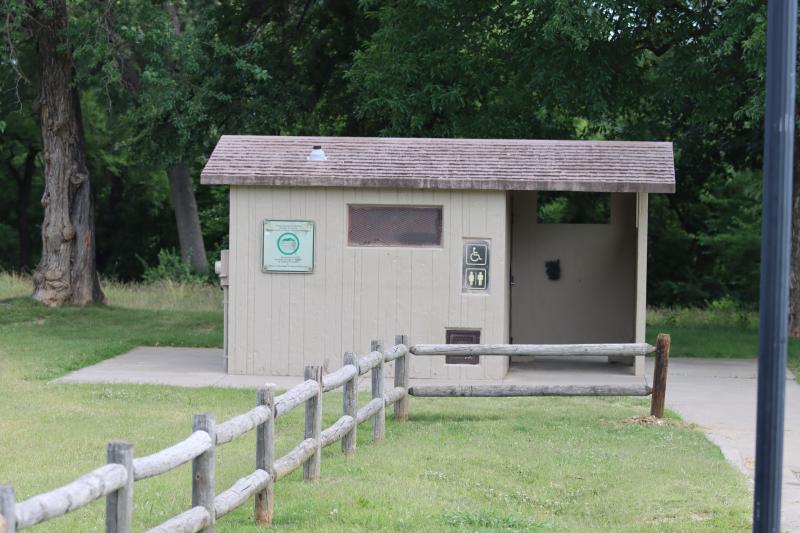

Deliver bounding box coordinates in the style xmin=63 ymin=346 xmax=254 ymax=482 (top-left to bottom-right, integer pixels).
xmin=509 ymin=192 xmax=637 ymax=345
xmin=633 ymin=192 xmax=649 ymax=375
xmin=228 ymin=186 xmax=509 ymax=379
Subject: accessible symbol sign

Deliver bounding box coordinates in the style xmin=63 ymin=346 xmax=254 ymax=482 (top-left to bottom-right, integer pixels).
xmin=462 ymin=240 xmax=490 ymax=292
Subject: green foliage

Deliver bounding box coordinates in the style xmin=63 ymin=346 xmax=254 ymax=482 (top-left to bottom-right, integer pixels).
xmin=707 ymin=297 xmax=753 ymax=325
xmin=1 ymin=271 xmax=222 ymax=311
xmin=648 ymin=169 xmax=763 ymax=307
xmin=698 ymin=170 xmax=762 ymax=305
xmin=537 ymin=192 xmax=610 ymax=224
xmin=348 ymin=0 xmax=782 ymax=308
xmin=199 ymin=186 xmax=230 ymax=262
xmin=650 ymin=301 xmax=756 ymax=330
xmin=0 ymin=0 xmax=794 ymax=311
xmin=139 ymin=248 xmax=207 ymax=284
xmin=647 ymin=305 xmax=800 ymax=380
xmin=626 ymin=0 xmax=772 ymax=306
xmin=0 ymin=26 xmax=42 ymax=272
xmin=2 ymin=0 xmax=376 ymax=280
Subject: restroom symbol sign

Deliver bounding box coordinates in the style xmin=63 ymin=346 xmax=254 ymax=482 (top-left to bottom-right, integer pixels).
xmin=466 ymin=268 xmax=488 ymax=289
xmin=462 ymin=240 xmax=490 ymax=292
xmin=465 ymin=243 xmax=488 ymax=266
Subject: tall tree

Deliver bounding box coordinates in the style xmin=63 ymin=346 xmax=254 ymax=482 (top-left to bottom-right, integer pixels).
xmin=348 ymin=0 xmax=800 ymax=323
xmin=26 ymin=0 xmax=104 ymax=305
xmin=168 ymin=163 xmax=208 ymax=275
xmin=163 ymin=3 xmax=208 ymax=275
xmin=85 ymin=0 xmax=375 ymax=276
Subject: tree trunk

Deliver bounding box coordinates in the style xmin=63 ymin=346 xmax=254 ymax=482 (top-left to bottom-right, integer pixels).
xmin=168 ymin=163 xmax=208 ymax=275
xmin=162 ymin=5 xmax=208 ymax=276
xmin=29 ymin=0 xmax=104 ymax=306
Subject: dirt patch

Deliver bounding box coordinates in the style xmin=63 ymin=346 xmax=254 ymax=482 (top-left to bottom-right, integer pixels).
xmin=615 ymin=415 xmax=694 ymax=429
xmin=644 ymin=512 xmax=714 ymax=525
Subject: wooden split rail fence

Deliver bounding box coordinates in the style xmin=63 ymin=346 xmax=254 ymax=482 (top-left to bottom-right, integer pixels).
xmin=0 ymin=333 xmax=670 ymax=533
xmin=0 ymin=335 xmax=411 ymax=533
xmin=408 ymin=333 xmax=671 ymax=418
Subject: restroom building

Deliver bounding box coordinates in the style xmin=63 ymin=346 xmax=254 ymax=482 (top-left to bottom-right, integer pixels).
xmin=201 ymin=136 xmax=675 ymax=379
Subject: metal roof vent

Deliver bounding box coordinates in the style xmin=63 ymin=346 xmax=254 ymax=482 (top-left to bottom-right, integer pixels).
xmin=307 ymin=145 xmax=327 ymax=161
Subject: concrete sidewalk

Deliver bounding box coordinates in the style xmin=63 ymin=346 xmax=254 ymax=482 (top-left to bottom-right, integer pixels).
xmin=54 ymin=347 xmax=800 ymax=531
xmin=52 ymin=348 xmax=649 ymax=389
xmin=53 ymin=347 xmax=304 ymax=389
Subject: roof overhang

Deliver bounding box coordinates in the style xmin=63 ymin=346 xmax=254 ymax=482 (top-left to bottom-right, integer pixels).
xmin=201 ymin=135 xmax=676 ymax=194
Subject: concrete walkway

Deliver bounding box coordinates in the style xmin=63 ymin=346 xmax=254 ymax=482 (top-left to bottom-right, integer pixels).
xmin=54 ymin=348 xmax=800 ymax=531
xmin=53 ymin=347 xmax=304 ymax=389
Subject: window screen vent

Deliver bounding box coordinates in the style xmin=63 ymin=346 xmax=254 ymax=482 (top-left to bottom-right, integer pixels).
xmin=348 ymin=205 xmax=443 ymax=247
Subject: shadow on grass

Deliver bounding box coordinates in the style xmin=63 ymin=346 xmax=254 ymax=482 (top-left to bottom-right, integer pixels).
xmin=407 ymin=412 xmax=503 ymax=424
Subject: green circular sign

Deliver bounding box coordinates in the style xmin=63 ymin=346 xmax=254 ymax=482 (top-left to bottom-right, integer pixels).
xmin=276 ymin=232 xmax=300 ymax=256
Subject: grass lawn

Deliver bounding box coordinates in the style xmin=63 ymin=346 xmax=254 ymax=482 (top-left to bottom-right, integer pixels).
xmin=646 ymin=306 xmax=800 ymax=380
xmin=0 ymin=275 xmax=753 ymax=531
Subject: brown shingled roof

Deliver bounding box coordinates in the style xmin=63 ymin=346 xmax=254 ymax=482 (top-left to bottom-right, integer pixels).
xmin=200 ymin=135 xmax=675 ymax=193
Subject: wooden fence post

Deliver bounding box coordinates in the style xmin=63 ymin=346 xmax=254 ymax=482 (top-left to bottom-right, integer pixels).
xmin=394 ymin=334 xmax=409 ymax=421
xmin=192 ymin=414 xmax=216 ymax=532
xmin=371 ymin=339 xmax=385 ymax=443
xmin=0 ymin=484 xmax=15 ymax=533
xmin=342 ymin=352 xmax=358 ymax=456
xmin=255 ymin=384 xmax=275 ymax=526
xmin=105 ymin=441 xmax=133 ymax=533
xmin=303 ymin=366 xmax=323 ymax=482
xmin=650 ymin=333 xmax=671 ymax=418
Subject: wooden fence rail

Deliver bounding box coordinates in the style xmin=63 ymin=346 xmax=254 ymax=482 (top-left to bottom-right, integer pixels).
xmin=0 ymin=334 xmax=670 ymax=533
xmin=406 ymin=334 xmax=671 ymax=417
xmin=0 ymin=335 xmax=412 ymax=533
xmin=408 ymin=384 xmax=653 ymax=397
xmin=409 ymin=342 xmax=656 ymax=357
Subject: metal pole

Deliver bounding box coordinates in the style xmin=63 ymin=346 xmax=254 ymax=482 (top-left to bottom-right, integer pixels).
xmin=753 ymin=0 xmax=796 ymax=530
